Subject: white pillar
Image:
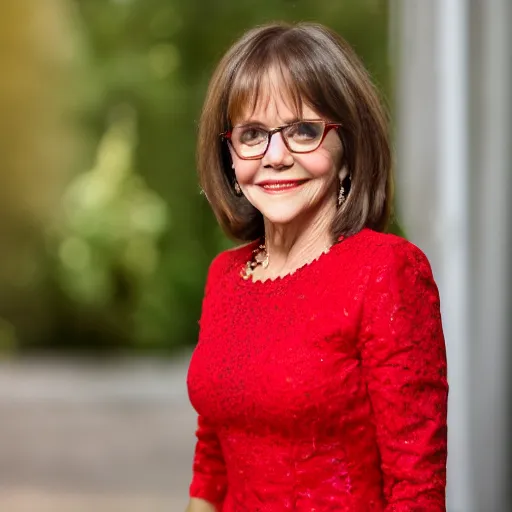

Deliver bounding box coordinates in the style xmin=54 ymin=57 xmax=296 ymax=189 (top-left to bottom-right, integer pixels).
xmin=436 ymin=2 xmax=472 ymax=510
xmin=468 ymin=1 xmax=511 ymax=510
xmin=393 ymin=0 xmax=512 ymax=509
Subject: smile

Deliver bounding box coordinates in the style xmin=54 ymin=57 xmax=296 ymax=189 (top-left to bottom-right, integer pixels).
xmin=257 ymin=180 xmax=308 ymax=193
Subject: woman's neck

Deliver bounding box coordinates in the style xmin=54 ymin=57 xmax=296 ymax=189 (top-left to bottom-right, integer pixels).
xmin=260 ymin=200 xmax=335 ymax=280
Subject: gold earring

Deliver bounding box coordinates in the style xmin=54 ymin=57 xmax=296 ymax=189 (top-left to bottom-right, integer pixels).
xmin=234 ymin=181 xmax=243 ymax=196
xmin=337 ymin=173 xmax=351 ymax=206
xmin=337 ymin=184 xmax=345 ymax=206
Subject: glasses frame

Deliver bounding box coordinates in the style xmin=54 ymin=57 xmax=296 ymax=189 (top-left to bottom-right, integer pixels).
xmin=220 ymin=120 xmax=342 ymax=160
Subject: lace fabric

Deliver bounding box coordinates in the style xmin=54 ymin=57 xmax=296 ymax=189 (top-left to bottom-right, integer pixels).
xmin=187 ymin=228 xmax=448 ymax=511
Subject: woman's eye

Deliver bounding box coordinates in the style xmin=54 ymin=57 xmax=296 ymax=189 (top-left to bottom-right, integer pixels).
xmin=288 ymin=122 xmax=322 ymax=140
xmin=239 ymin=128 xmax=266 ymax=145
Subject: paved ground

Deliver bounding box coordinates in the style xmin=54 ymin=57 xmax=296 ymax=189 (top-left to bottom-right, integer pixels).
xmin=0 ymin=351 xmax=197 ymax=511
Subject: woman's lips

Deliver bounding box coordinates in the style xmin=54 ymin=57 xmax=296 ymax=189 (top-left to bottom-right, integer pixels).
xmin=257 ymin=179 xmax=308 ymax=193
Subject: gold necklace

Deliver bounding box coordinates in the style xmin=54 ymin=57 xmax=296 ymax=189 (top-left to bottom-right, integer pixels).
xmin=240 ymin=241 xmax=268 ymax=280
xmin=240 ymin=239 xmax=335 ymax=281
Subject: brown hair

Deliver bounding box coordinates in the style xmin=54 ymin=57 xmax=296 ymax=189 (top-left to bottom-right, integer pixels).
xmin=197 ymin=22 xmax=393 ymax=242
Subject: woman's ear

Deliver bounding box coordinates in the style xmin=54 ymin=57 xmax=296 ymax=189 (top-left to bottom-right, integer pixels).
xmin=338 ymin=166 xmax=349 ymax=183
xmin=221 ymin=140 xmax=235 ymax=176
xmin=227 ymin=143 xmax=237 ymax=167
xmin=338 ymin=166 xmax=352 ymax=197
xmin=336 ymin=127 xmax=349 ymax=168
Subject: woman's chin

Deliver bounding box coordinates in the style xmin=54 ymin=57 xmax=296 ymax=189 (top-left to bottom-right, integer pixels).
xmin=250 ymin=194 xmax=334 ymax=227
xmin=255 ymin=206 xmax=306 ymax=226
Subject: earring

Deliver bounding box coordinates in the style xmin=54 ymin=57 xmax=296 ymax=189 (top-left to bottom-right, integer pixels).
xmin=234 ymin=181 xmax=243 ymax=196
xmin=337 ymin=173 xmax=351 ymax=206
xmin=337 ymin=184 xmax=346 ymax=206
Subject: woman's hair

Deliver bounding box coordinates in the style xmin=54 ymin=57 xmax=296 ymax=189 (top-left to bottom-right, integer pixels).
xmin=197 ymin=22 xmax=393 ymax=242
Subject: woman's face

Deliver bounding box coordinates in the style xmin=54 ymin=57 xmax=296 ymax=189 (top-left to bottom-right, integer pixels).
xmin=228 ymin=83 xmax=345 ymax=228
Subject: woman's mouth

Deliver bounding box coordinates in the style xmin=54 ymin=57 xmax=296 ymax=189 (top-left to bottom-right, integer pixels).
xmin=257 ymin=179 xmax=308 ymax=193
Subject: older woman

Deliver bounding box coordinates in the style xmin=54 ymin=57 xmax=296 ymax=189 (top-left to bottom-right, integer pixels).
xmin=185 ymin=22 xmax=448 ymax=512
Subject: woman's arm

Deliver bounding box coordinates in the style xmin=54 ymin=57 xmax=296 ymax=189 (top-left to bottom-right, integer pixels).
xmin=358 ymin=239 xmax=448 ymax=511
xmin=187 ymin=254 xmax=229 ymax=510
xmin=187 ymin=414 xmax=227 ymax=511
xmin=185 ymin=496 xmax=218 ymax=512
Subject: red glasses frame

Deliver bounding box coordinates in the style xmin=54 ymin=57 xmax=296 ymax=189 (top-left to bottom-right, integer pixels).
xmin=220 ymin=120 xmax=342 ymax=160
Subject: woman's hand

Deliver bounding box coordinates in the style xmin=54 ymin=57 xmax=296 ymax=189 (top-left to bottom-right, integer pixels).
xmin=185 ymin=497 xmax=218 ymax=512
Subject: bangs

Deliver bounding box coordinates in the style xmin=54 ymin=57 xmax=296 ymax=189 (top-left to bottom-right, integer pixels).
xmin=227 ymin=54 xmax=306 ymax=126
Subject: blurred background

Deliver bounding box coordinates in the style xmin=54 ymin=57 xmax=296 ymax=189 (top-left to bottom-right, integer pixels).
xmin=0 ymin=0 xmax=509 ymax=511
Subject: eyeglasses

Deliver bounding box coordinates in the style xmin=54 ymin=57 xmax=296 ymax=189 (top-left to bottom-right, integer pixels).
xmin=220 ymin=120 xmax=342 ymax=160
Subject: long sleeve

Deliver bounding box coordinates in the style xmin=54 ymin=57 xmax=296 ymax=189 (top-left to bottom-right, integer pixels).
xmin=189 ymin=414 xmax=228 ymax=508
xmin=357 ymin=240 xmax=448 ymax=511
xmin=188 ymin=252 xmax=229 ymax=509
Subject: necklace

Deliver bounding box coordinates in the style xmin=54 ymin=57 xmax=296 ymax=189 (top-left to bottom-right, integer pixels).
xmin=241 ymin=240 xmax=269 ymax=280
xmin=240 ymin=238 xmax=335 ymax=281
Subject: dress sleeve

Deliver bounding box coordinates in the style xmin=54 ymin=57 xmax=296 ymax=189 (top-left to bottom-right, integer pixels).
xmin=189 ymin=414 xmax=228 ymax=509
xmin=188 ymin=252 xmax=229 ymax=509
xmin=357 ymin=240 xmax=448 ymax=511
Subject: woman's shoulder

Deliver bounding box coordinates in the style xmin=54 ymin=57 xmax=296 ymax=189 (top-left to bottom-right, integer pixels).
xmin=353 ymin=228 xmax=435 ymax=281
xmin=346 ymin=228 xmax=433 ymax=274
xmin=206 ymin=240 xmax=258 ymax=282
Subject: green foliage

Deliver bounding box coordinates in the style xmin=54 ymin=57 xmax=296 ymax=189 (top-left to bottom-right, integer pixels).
xmin=50 ymin=106 xmax=172 ymax=349
xmin=47 ymin=0 xmax=391 ymax=352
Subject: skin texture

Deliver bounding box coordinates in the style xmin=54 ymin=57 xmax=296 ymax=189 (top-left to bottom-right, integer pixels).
xmin=185 ymin=497 xmax=218 ymax=512
xmin=228 ymin=74 xmax=348 ymax=282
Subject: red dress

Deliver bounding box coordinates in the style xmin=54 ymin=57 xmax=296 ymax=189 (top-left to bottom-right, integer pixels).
xmin=187 ymin=228 xmax=448 ymax=511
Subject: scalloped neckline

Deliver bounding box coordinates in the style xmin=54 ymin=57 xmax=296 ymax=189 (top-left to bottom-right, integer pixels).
xmin=238 ymin=232 xmax=357 ymax=287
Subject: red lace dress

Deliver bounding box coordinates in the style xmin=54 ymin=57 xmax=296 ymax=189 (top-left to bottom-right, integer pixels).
xmin=187 ymin=228 xmax=448 ymax=511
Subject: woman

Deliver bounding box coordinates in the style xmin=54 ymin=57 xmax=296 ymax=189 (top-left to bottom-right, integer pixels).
xmin=186 ymin=22 xmax=448 ymax=512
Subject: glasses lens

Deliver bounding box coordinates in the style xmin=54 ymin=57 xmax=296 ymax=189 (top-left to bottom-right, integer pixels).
xmin=283 ymin=121 xmax=325 ymax=152
xmin=231 ymin=126 xmax=268 ymax=158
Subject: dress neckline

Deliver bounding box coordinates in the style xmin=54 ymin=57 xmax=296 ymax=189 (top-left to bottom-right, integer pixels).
xmin=237 ymin=228 xmax=367 ymax=287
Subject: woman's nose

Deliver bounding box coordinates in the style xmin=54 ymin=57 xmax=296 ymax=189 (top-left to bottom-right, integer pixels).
xmin=262 ymin=131 xmax=294 ymax=168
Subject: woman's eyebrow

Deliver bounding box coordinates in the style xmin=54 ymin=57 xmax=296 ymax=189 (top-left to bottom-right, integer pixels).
xmin=233 ymin=120 xmax=269 ymax=129
xmin=234 ymin=117 xmax=319 ymax=128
